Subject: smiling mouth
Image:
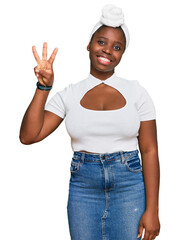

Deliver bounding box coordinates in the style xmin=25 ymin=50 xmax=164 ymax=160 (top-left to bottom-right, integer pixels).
xmin=96 ymin=55 xmax=112 ymax=65
xmin=96 ymin=55 xmax=112 ymax=62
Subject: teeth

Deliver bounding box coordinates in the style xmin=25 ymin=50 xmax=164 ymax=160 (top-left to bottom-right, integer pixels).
xmin=98 ymin=57 xmax=110 ymax=62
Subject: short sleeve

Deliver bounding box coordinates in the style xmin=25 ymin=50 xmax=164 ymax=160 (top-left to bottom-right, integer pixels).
xmin=135 ymin=81 xmax=156 ymax=121
xmin=44 ymin=85 xmax=70 ymax=119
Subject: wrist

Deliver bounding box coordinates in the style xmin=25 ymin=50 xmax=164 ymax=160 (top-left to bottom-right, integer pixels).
xmin=146 ymin=206 xmax=159 ymax=214
xmin=36 ymin=81 xmax=53 ymax=91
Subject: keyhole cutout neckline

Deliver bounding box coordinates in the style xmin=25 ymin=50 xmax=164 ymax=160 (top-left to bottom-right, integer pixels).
xmin=79 ymin=72 xmax=128 ymax=112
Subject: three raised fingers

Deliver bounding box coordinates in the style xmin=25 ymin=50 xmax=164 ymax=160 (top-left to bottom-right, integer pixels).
xmin=32 ymin=42 xmax=58 ymax=65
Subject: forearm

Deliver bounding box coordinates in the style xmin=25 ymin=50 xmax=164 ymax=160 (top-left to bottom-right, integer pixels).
xmin=141 ymin=150 xmax=160 ymax=213
xmin=19 ymin=88 xmax=50 ymax=144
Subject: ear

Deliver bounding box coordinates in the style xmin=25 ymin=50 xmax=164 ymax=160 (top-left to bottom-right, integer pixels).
xmin=87 ymin=43 xmax=90 ymax=51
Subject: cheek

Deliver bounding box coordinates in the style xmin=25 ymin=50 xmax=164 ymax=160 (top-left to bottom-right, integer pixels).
xmin=114 ymin=53 xmax=123 ymax=64
xmin=89 ymin=49 xmax=99 ymax=60
xmin=91 ymin=45 xmax=100 ymax=54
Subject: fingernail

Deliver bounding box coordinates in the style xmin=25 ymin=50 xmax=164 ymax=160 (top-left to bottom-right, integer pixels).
xmin=35 ymin=69 xmax=39 ymax=72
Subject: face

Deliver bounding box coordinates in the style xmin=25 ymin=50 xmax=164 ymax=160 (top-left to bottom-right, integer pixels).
xmin=87 ymin=26 xmax=126 ymax=78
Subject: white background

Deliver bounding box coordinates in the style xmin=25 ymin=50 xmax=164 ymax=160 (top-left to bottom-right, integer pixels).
xmin=0 ymin=0 xmax=179 ymax=239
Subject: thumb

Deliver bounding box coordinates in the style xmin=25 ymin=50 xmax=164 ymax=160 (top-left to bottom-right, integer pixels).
xmin=137 ymin=222 xmax=144 ymax=238
xmin=38 ymin=69 xmax=51 ymax=79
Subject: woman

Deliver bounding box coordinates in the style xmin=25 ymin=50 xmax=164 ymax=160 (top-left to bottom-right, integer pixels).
xmin=19 ymin=4 xmax=160 ymax=240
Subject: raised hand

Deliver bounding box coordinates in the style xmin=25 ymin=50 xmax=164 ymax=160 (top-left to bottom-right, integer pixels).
xmin=32 ymin=42 xmax=58 ymax=86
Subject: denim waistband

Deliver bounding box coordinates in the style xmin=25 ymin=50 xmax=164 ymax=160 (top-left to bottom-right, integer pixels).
xmin=73 ymin=149 xmax=139 ymax=163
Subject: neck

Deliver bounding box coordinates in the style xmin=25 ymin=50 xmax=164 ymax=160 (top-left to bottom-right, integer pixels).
xmin=90 ymin=68 xmax=115 ymax=80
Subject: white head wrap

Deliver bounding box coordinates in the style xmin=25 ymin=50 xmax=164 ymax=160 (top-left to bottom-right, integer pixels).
xmin=89 ymin=4 xmax=130 ymax=49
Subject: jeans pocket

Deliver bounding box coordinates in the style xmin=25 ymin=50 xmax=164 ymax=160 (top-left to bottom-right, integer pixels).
xmin=70 ymin=158 xmax=83 ymax=174
xmin=125 ymin=154 xmax=142 ymax=173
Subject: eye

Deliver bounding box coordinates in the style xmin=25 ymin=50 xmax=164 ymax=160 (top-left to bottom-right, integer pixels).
xmin=97 ymin=40 xmax=104 ymax=45
xmin=114 ymin=46 xmax=121 ymax=51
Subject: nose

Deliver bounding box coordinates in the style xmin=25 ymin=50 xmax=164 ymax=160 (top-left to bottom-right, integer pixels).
xmin=102 ymin=47 xmax=112 ymax=55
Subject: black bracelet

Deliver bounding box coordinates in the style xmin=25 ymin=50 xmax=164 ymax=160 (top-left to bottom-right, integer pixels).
xmin=36 ymin=82 xmax=52 ymax=91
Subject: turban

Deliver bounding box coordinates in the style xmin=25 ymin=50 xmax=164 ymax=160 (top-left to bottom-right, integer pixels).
xmin=89 ymin=4 xmax=130 ymax=49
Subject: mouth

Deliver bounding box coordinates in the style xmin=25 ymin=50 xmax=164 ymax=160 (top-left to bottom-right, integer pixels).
xmin=96 ymin=55 xmax=113 ymax=65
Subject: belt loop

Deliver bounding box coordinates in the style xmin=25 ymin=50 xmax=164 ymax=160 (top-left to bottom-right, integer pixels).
xmin=81 ymin=152 xmax=85 ymax=163
xmin=120 ymin=151 xmax=125 ymax=163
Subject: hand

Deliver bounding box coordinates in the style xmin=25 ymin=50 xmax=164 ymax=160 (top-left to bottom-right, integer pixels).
xmin=32 ymin=42 xmax=58 ymax=86
xmin=137 ymin=209 xmax=160 ymax=240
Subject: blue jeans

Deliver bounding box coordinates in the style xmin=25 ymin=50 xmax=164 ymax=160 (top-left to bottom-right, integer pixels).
xmin=67 ymin=149 xmax=146 ymax=240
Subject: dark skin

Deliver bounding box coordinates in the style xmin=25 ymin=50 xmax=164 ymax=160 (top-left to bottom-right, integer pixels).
xmin=87 ymin=27 xmax=160 ymax=239
xmin=19 ymin=26 xmax=160 ymax=240
xmin=137 ymin=121 xmax=160 ymax=240
xmin=80 ymin=27 xmax=127 ymax=113
xmin=87 ymin=26 xmax=126 ymax=79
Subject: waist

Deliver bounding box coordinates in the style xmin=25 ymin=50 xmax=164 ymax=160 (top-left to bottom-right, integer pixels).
xmin=73 ymin=149 xmax=139 ymax=162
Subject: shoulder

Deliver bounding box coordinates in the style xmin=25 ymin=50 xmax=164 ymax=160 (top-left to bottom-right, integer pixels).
xmin=58 ymin=77 xmax=88 ymax=92
xmin=115 ymin=75 xmax=142 ymax=94
xmin=116 ymin=76 xmax=156 ymax=120
xmin=118 ymin=76 xmax=150 ymax=94
xmin=53 ymin=77 xmax=88 ymax=103
xmin=116 ymin=75 xmax=138 ymax=85
xmin=70 ymin=77 xmax=88 ymax=90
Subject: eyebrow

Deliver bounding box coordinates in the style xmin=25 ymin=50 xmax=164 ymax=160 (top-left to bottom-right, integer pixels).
xmin=96 ymin=36 xmax=123 ymax=45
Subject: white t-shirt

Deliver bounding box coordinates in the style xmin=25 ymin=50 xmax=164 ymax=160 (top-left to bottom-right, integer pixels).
xmin=45 ymin=72 xmax=156 ymax=153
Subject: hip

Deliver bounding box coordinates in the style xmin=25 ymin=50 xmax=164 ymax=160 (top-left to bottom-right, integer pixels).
xmin=69 ymin=149 xmax=145 ymax=193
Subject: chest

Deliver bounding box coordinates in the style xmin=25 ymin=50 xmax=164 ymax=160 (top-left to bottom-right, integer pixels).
xmin=64 ymin=80 xmax=141 ymax=139
xmin=80 ymin=83 xmax=127 ymax=111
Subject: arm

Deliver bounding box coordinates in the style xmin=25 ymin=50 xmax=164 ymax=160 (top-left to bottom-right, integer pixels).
xmin=137 ymin=120 xmax=161 ymax=239
xmin=19 ymin=88 xmax=64 ymax=144
xmin=138 ymin=120 xmax=160 ymax=212
xmin=19 ymin=42 xmax=63 ymax=144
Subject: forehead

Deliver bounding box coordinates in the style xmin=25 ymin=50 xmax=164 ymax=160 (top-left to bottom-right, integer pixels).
xmin=94 ymin=26 xmax=125 ymax=43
